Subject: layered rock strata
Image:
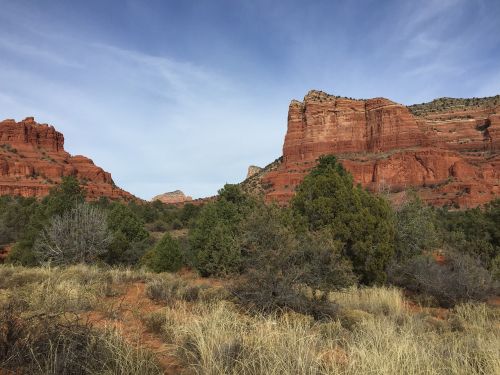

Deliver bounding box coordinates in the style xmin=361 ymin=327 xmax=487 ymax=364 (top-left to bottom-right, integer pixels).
xmin=259 ymin=91 xmax=500 ymax=207
xmin=0 ymin=117 xmax=135 ymax=200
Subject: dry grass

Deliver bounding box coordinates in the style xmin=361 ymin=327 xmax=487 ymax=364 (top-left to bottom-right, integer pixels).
xmin=1 ymin=264 xmax=498 ymax=374
xmin=153 ymin=297 xmax=499 ymax=374
xmin=329 ymin=286 xmax=406 ymax=317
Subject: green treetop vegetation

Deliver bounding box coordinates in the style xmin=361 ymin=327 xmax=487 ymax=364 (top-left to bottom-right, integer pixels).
xmin=291 ymin=155 xmax=395 ymax=284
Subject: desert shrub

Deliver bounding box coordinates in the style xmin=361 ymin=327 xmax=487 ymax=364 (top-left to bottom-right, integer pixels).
xmin=189 ymin=184 xmax=255 ymax=277
xmin=171 ymin=218 xmax=183 ymax=230
xmin=42 ymin=176 xmax=86 ymax=217
xmin=0 ymin=305 xmax=162 ymax=374
xmin=5 ymin=177 xmax=87 ymax=266
xmin=233 ymin=204 xmax=353 ymax=318
xmin=145 ymin=275 xmax=195 ymax=303
xmin=104 ymin=202 xmax=150 ymax=265
xmin=338 ymin=308 xmax=374 ymax=330
xmin=436 ymin=199 xmax=500 ymax=272
xmin=34 ymin=203 xmax=112 ymax=265
xmin=142 ymin=310 xmax=168 ymax=334
xmin=394 ymin=193 xmax=439 ymax=260
xmin=197 ymin=285 xmax=231 ymax=302
xmin=388 ymin=251 xmax=497 ymax=307
xmin=107 ymin=203 xmax=148 ymax=243
xmin=147 ymin=219 xmax=167 ymax=232
xmin=292 ymin=155 xmax=395 ymax=284
xmin=34 ymin=203 xmax=111 ymax=265
xmin=106 ymin=267 xmax=150 ymax=284
xmin=0 ymin=196 xmax=38 ymax=245
xmin=143 ymin=233 xmax=183 ymax=272
xmin=179 ymin=203 xmax=202 ymax=227
xmin=5 ymin=241 xmax=39 ymax=266
xmin=127 ymin=200 xmax=160 ymax=223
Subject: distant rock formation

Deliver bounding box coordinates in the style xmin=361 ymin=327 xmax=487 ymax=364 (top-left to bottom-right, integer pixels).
xmin=0 ymin=117 xmax=135 ymax=200
xmin=152 ymin=190 xmax=193 ymax=204
xmin=246 ymin=165 xmax=263 ymax=179
xmin=254 ymin=91 xmax=500 ymax=208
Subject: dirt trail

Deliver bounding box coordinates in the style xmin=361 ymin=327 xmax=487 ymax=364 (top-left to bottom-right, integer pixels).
xmin=83 ymin=282 xmax=182 ymax=374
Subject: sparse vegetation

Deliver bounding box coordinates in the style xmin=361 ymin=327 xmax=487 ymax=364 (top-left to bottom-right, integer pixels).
xmin=0 ymin=143 xmax=18 ymax=153
xmin=408 ymin=95 xmax=500 ymax=117
xmin=1 ymin=264 xmax=497 ymax=374
xmin=0 ymin=152 xmax=498 ymax=374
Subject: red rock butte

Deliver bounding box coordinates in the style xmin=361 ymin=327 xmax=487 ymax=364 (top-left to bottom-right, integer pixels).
xmin=152 ymin=190 xmax=193 ymax=205
xmin=258 ymin=91 xmax=500 ymax=208
xmin=0 ymin=117 xmax=135 ymax=200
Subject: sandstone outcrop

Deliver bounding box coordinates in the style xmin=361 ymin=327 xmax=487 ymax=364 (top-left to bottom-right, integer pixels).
xmin=257 ymin=91 xmax=500 ymax=208
xmin=0 ymin=117 xmax=135 ymax=200
xmin=152 ymin=190 xmax=193 ymax=204
xmin=246 ymin=165 xmax=263 ymax=179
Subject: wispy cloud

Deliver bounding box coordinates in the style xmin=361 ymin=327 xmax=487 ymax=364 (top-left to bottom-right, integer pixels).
xmin=0 ymin=37 xmax=83 ymax=68
xmin=0 ymin=23 xmax=284 ymax=199
xmin=399 ymin=0 xmax=465 ymax=36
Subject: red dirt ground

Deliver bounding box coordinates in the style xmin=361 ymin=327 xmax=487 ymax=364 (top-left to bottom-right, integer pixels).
xmin=82 ymin=282 xmax=182 ymax=374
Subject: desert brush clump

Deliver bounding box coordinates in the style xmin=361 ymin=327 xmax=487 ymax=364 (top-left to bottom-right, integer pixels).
xmin=0 ymin=264 xmax=161 ymax=374
xmin=233 ymin=203 xmax=354 ymax=318
xmin=142 ymin=232 xmax=183 ymax=272
xmin=145 ymin=273 xmax=227 ymax=304
xmin=34 ymin=203 xmax=112 ymax=265
xmin=389 ymin=250 xmax=497 ymax=307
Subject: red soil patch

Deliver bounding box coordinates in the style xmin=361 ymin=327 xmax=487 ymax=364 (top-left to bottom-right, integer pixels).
xmin=0 ymin=244 xmax=12 ymax=263
xmin=432 ymin=252 xmax=446 ymax=265
xmin=177 ymin=268 xmax=226 ymax=288
xmin=488 ymin=296 xmax=500 ymax=307
xmin=319 ymin=347 xmax=348 ymax=367
xmin=82 ymin=282 xmax=181 ymax=374
xmin=405 ymin=299 xmax=450 ymax=320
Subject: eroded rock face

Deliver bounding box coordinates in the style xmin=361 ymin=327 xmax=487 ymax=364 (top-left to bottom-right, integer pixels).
xmin=260 ymin=91 xmax=500 ymax=208
xmin=0 ymin=117 xmax=135 ymax=200
xmin=152 ymin=190 xmax=193 ymax=204
xmin=246 ymin=165 xmax=263 ymax=179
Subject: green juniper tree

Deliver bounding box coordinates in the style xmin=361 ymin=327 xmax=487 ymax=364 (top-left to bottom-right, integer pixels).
xmin=292 ymin=155 xmax=395 ymax=284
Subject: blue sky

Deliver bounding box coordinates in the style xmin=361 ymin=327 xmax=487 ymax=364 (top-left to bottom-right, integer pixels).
xmin=0 ymin=0 xmax=499 ymax=199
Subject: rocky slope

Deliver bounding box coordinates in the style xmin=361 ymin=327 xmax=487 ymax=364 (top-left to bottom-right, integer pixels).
xmin=151 ymin=190 xmax=193 ymax=204
xmin=254 ymin=91 xmax=500 ymax=208
xmin=0 ymin=117 xmax=135 ymax=200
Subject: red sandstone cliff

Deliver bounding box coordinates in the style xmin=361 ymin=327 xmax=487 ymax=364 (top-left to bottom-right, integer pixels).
xmin=259 ymin=91 xmax=500 ymax=208
xmin=0 ymin=117 xmax=135 ymax=200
